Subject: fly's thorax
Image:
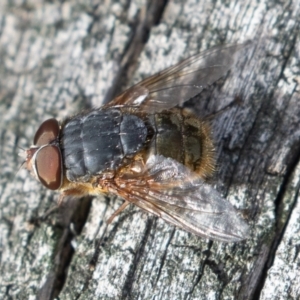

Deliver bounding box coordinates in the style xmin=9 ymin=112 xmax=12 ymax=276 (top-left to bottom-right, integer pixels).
xmin=145 ymin=108 xmax=215 ymax=179
xmin=60 ymin=108 xmax=148 ymax=183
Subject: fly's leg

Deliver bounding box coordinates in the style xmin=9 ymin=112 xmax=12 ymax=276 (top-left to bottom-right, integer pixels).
xmin=28 ymin=193 xmax=66 ymax=226
xmin=97 ymin=173 xmax=133 ymax=224
xmin=28 ymin=205 xmax=59 ymax=227
xmin=57 ymin=193 xmax=65 ymax=206
xmin=90 ymin=168 xmax=131 ymax=268
xmin=89 ymin=201 xmax=131 ymax=269
xmin=106 ymin=201 xmax=130 ymax=224
xmin=203 ymin=95 xmax=243 ymax=121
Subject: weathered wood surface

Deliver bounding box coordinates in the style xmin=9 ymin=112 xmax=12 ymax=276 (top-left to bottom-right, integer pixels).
xmin=0 ymin=0 xmax=300 ymax=299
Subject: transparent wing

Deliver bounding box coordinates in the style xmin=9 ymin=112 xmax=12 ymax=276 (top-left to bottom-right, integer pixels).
xmin=107 ymin=42 xmax=251 ymax=113
xmin=112 ymin=155 xmax=249 ymax=242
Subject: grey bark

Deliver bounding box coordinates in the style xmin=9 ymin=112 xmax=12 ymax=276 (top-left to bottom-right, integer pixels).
xmin=0 ymin=0 xmax=300 ymax=299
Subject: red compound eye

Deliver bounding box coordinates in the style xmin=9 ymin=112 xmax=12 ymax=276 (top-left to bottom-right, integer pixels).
xmin=35 ymin=145 xmax=62 ymax=190
xmin=34 ymin=118 xmax=60 ymax=146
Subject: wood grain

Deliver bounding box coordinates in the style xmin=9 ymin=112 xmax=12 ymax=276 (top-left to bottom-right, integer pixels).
xmin=0 ymin=0 xmax=299 ymax=299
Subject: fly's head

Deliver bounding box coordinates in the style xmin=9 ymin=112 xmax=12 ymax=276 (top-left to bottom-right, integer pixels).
xmin=25 ymin=118 xmax=63 ymax=190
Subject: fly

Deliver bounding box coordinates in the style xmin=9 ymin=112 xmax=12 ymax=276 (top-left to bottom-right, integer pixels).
xmin=24 ymin=42 xmax=250 ymax=242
